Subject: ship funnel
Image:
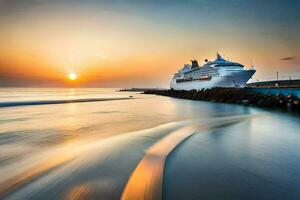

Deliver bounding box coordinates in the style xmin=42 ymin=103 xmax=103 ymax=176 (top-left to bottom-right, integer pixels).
xmin=191 ymin=60 xmax=199 ymax=68
xmin=216 ymin=53 xmax=225 ymax=61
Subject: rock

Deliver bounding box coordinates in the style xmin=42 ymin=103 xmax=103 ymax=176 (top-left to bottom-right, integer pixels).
xmin=287 ymin=102 xmax=293 ymax=110
xmin=293 ymin=100 xmax=299 ymax=105
xmin=242 ymin=99 xmax=250 ymax=106
xmin=257 ymin=99 xmax=265 ymax=106
xmin=278 ymin=99 xmax=284 ymax=104
xmin=143 ymin=88 xmax=300 ymax=112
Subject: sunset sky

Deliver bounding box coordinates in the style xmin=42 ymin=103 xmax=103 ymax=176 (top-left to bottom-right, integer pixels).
xmin=0 ymin=0 xmax=299 ymax=87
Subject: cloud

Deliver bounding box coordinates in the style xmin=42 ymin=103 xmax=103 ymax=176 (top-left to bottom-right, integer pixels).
xmin=280 ymin=56 xmax=296 ymax=61
xmin=98 ymin=50 xmax=107 ymax=59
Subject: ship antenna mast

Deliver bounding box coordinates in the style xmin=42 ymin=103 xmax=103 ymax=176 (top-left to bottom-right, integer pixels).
xmin=251 ymin=59 xmax=254 ymax=69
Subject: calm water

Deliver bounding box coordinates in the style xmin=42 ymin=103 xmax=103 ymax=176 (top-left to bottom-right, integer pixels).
xmin=0 ymin=88 xmax=299 ymax=200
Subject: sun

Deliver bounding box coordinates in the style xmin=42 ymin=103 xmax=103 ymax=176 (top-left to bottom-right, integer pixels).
xmin=68 ymin=73 xmax=77 ymax=80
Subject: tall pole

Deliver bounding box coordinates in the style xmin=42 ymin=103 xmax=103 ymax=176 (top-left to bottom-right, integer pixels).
xmin=277 ymin=71 xmax=278 ymax=81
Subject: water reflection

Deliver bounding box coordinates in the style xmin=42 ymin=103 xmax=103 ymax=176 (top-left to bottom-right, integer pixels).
xmin=164 ymin=112 xmax=300 ymax=200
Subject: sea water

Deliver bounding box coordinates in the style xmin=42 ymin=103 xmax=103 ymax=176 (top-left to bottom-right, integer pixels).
xmin=0 ymin=88 xmax=299 ymax=200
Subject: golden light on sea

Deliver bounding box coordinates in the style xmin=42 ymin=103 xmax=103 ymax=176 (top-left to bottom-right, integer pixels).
xmin=68 ymin=73 xmax=77 ymax=81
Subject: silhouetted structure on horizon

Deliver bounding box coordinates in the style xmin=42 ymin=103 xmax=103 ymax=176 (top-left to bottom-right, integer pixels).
xmin=247 ymin=79 xmax=300 ymax=88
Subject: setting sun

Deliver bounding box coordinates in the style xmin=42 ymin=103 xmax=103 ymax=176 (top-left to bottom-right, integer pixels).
xmin=68 ymin=73 xmax=77 ymax=81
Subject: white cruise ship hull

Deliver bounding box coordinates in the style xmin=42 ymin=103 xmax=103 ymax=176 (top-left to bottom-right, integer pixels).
xmin=170 ymin=70 xmax=255 ymax=90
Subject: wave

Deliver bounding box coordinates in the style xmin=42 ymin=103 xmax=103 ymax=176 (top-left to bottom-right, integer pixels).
xmin=121 ymin=114 xmax=257 ymax=200
xmin=0 ymin=114 xmax=258 ymax=199
xmin=0 ymin=97 xmax=132 ymax=108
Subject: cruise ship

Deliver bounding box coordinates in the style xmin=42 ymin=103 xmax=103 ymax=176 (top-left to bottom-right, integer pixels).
xmin=170 ymin=53 xmax=256 ymax=90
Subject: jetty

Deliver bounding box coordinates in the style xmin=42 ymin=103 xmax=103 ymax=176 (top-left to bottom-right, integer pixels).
xmin=143 ymin=88 xmax=300 ymax=112
xmin=247 ymin=79 xmax=300 ymax=88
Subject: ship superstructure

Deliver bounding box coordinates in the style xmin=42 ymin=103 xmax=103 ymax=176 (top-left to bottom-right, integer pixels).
xmin=170 ymin=54 xmax=256 ymax=90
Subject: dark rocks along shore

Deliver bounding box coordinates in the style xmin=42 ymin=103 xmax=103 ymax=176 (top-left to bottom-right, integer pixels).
xmin=143 ymin=88 xmax=300 ymax=112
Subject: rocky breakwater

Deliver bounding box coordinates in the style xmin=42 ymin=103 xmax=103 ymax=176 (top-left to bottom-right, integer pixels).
xmin=143 ymin=88 xmax=300 ymax=112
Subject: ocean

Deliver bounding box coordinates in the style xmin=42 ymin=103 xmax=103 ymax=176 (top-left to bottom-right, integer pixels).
xmin=0 ymin=88 xmax=299 ymax=200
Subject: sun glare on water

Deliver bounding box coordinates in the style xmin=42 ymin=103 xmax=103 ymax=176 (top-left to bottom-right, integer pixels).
xmin=68 ymin=73 xmax=77 ymax=80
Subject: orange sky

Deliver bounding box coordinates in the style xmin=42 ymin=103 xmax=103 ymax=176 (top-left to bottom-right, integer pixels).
xmin=0 ymin=0 xmax=299 ymax=87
